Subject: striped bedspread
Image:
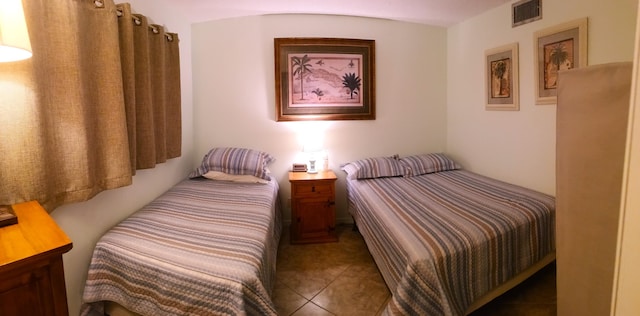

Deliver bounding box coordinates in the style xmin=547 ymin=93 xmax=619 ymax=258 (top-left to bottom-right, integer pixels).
xmin=81 ymin=177 xmax=282 ymax=316
xmin=347 ymin=170 xmax=555 ymax=316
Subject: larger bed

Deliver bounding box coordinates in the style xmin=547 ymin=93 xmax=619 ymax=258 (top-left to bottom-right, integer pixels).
xmin=343 ymin=153 xmax=556 ymax=315
xmin=81 ymin=147 xmax=282 ymax=316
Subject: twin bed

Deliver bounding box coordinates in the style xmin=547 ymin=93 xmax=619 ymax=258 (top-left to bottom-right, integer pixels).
xmin=81 ymin=148 xmax=282 ymax=316
xmin=81 ymin=149 xmax=555 ymax=316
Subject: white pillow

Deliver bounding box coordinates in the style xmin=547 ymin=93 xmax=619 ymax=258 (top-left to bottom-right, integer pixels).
xmin=203 ymin=170 xmax=269 ymax=184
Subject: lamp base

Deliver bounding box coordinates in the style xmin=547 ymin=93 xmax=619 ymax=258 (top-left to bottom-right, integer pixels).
xmin=307 ymin=159 xmax=317 ymax=174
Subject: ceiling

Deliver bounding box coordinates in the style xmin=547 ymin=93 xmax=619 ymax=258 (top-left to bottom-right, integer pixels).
xmin=167 ymin=0 xmax=512 ymax=27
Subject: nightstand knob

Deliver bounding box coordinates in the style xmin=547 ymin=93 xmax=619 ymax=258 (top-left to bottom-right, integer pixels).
xmin=311 ymin=186 xmax=316 ymax=192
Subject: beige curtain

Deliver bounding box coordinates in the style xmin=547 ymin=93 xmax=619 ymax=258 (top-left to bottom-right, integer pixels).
xmin=0 ymin=0 xmax=181 ymax=211
xmin=117 ymin=3 xmax=182 ymax=172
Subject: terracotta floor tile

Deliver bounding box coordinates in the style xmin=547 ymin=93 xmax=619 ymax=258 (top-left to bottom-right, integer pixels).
xmin=276 ymin=265 xmax=350 ymax=299
xmin=291 ymin=302 xmax=335 ymax=316
xmin=273 ymin=281 xmax=308 ymax=316
xmin=311 ymin=263 xmax=390 ymax=316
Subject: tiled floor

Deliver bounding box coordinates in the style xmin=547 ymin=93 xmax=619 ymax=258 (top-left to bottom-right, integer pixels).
xmin=273 ymin=224 xmax=557 ymax=316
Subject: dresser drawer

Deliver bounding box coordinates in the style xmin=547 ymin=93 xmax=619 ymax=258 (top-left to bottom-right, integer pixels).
xmin=293 ymin=181 xmax=334 ymax=197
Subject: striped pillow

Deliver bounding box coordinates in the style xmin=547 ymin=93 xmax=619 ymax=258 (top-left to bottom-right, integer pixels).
xmin=189 ymin=147 xmax=275 ymax=181
xmin=400 ymin=153 xmax=460 ymax=176
xmin=341 ymin=155 xmax=406 ymax=179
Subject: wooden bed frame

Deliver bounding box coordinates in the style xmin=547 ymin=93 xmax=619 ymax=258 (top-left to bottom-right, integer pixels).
xmin=464 ymin=253 xmax=556 ymax=314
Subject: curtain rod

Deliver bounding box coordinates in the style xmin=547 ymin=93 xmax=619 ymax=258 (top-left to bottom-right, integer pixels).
xmin=92 ymin=1 xmax=175 ymax=42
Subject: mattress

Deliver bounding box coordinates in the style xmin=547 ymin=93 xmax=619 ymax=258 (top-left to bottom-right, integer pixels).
xmin=346 ymin=169 xmax=555 ymax=315
xmin=81 ymin=177 xmax=282 ymax=316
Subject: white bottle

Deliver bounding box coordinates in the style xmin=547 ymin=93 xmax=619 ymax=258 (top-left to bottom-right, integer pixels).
xmin=321 ymin=151 xmax=329 ymax=171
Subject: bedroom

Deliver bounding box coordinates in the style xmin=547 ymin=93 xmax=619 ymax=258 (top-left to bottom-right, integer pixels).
xmin=0 ymin=0 xmax=638 ymax=315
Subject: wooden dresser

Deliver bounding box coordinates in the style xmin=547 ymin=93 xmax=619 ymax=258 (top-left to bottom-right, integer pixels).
xmin=0 ymin=201 xmax=73 ymax=316
xmin=289 ymin=170 xmax=338 ymax=244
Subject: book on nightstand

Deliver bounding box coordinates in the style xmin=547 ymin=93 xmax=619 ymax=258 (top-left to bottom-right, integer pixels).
xmin=0 ymin=205 xmax=18 ymax=227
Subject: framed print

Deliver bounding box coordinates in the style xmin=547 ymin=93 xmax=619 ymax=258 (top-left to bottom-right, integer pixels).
xmin=274 ymin=38 xmax=375 ymax=121
xmin=485 ymin=43 xmax=519 ymax=111
xmin=534 ymin=18 xmax=588 ymax=105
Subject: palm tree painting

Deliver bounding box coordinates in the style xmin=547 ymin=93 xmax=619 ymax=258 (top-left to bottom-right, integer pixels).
xmin=288 ymin=53 xmax=364 ymax=106
xmin=490 ymin=58 xmax=510 ymax=98
xmin=485 ymin=42 xmax=518 ymax=110
xmin=275 ymin=38 xmax=375 ymax=121
xmin=291 ymin=55 xmax=313 ymax=100
xmin=543 ymin=39 xmax=573 ymax=89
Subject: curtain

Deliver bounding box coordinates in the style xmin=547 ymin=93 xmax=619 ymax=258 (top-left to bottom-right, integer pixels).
xmin=0 ymin=0 xmax=181 ymax=211
xmin=117 ymin=3 xmax=181 ymax=172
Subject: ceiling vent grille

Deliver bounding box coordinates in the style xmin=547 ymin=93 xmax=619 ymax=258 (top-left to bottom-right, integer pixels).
xmin=512 ymin=0 xmax=541 ymax=27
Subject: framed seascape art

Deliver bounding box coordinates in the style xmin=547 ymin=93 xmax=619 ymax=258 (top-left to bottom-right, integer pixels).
xmin=274 ymin=38 xmax=375 ymax=121
xmin=485 ymin=43 xmax=519 ymax=111
xmin=534 ymin=18 xmax=588 ymax=105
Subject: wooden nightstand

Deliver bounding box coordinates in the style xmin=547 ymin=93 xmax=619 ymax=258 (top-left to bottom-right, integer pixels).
xmin=0 ymin=201 xmax=73 ymax=316
xmin=289 ymin=170 xmax=338 ymax=244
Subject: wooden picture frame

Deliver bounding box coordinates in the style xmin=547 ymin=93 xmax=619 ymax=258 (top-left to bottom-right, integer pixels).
xmin=274 ymin=38 xmax=375 ymax=121
xmin=485 ymin=43 xmax=519 ymax=111
xmin=534 ymin=18 xmax=588 ymax=105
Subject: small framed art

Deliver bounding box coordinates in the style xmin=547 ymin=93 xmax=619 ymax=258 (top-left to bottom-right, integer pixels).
xmin=485 ymin=42 xmax=519 ymax=111
xmin=274 ymin=37 xmax=375 ymax=121
xmin=534 ymin=18 xmax=588 ymax=105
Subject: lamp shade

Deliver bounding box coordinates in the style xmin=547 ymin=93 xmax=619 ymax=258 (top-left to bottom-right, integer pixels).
xmin=0 ymin=0 xmax=32 ymax=62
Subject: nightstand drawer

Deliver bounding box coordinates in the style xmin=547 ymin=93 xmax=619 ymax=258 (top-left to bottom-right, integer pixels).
xmin=293 ymin=182 xmax=334 ymax=196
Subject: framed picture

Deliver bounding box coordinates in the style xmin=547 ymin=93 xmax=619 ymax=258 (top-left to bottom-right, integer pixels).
xmin=485 ymin=43 xmax=519 ymax=111
xmin=534 ymin=18 xmax=588 ymax=105
xmin=274 ymin=38 xmax=375 ymax=121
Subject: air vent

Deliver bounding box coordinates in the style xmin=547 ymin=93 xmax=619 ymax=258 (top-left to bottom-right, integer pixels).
xmin=512 ymin=0 xmax=541 ymax=27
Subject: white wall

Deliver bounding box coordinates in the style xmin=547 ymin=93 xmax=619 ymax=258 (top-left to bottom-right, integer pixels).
xmin=192 ymin=14 xmax=448 ymax=223
xmin=49 ymin=1 xmax=194 ymax=314
xmin=446 ymin=0 xmax=637 ymax=195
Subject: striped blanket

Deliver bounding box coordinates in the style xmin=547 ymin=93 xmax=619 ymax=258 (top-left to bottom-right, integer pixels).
xmin=347 ymin=170 xmax=555 ymax=315
xmin=81 ymin=177 xmax=282 ymax=316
